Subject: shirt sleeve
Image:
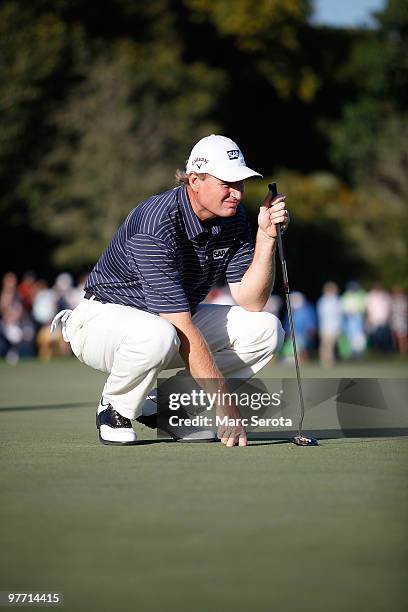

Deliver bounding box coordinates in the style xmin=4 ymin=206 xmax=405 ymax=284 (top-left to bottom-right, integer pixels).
xmin=126 ymin=234 xmax=190 ymax=314
xmin=225 ymin=218 xmax=254 ymax=283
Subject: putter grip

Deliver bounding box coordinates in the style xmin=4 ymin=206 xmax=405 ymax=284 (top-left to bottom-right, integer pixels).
xmin=268 ymin=182 xmax=285 ymax=259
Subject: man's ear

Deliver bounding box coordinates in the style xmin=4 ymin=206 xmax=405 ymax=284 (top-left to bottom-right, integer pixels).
xmin=188 ymin=172 xmax=200 ymax=192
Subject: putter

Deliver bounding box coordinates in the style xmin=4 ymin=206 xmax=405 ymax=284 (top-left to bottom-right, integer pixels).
xmin=268 ymin=183 xmax=318 ymax=447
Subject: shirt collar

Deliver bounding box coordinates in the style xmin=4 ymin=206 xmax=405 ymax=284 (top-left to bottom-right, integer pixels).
xmin=178 ymin=185 xmax=223 ymax=240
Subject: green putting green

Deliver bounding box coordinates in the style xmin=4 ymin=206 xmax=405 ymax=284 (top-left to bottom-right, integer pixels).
xmin=0 ymin=359 xmax=407 ymax=612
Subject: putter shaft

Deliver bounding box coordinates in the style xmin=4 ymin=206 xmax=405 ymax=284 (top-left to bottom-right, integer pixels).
xmin=268 ymin=182 xmax=306 ymax=437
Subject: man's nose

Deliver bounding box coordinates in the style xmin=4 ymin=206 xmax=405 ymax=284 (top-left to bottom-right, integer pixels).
xmin=230 ymin=182 xmax=244 ymax=199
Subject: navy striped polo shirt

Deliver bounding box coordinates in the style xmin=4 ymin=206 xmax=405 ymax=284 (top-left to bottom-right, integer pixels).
xmin=85 ymin=185 xmax=254 ymax=314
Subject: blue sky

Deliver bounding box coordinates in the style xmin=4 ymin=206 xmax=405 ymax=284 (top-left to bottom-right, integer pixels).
xmin=312 ymin=0 xmax=386 ymax=27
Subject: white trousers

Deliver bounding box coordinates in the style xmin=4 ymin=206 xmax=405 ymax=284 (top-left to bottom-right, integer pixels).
xmin=66 ymin=299 xmax=284 ymax=419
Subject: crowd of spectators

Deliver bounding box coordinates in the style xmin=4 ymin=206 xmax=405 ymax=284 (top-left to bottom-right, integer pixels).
xmin=315 ymin=281 xmax=407 ymax=366
xmin=205 ymin=280 xmax=407 ymax=367
xmin=0 ymin=271 xmax=86 ymax=364
xmin=1 ymin=271 xmax=407 ymax=367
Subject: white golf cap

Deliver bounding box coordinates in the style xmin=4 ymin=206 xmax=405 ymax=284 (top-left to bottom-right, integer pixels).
xmin=186 ymin=134 xmax=262 ymax=182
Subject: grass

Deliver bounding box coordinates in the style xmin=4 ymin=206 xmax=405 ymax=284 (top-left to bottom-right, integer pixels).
xmin=0 ymin=358 xmax=407 ymax=612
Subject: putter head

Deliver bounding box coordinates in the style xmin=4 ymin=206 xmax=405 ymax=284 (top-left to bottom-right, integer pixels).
xmin=292 ymin=434 xmax=319 ymax=446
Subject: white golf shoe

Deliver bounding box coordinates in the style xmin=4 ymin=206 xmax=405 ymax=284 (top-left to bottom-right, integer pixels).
xmin=96 ymin=399 xmax=137 ymax=446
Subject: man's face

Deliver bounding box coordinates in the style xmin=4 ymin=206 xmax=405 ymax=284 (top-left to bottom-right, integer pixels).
xmin=188 ymin=173 xmax=244 ymax=220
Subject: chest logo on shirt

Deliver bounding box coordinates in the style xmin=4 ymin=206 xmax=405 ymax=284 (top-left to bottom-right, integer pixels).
xmin=213 ymin=248 xmax=229 ymax=260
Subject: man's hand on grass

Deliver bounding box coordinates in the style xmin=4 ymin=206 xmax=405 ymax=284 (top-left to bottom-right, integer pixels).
xmin=216 ymin=404 xmax=248 ymax=447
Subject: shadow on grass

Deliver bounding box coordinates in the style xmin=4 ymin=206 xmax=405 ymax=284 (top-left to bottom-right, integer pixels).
xmin=247 ymin=440 xmax=291 ymax=446
xmin=135 ymin=439 xmax=291 ymax=447
xmin=135 ymin=438 xmax=177 ymax=445
xmin=0 ymin=401 xmax=96 ymax=412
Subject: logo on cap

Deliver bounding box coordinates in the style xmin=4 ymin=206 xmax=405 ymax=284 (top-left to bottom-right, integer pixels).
xmin=227 ymin=150 xmax=240 ymax=160
xmin=192 ymin=157 xmax=209 ymax=169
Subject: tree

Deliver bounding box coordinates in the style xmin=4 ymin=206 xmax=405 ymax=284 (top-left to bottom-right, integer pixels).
xmin=328 ymin=0 xmax=408 ymax=288
xmin=0 ymin=1 xmax=86 ymax=277
xmin=0 ymin=0 xmax=223 ymax=274
xmin=23 ymin=40 xmax=223 ymax=269
xmin=183 ymin=0 xmax=314 ymax=99
xmin=330 ymin=0 xmax=408 ymax=183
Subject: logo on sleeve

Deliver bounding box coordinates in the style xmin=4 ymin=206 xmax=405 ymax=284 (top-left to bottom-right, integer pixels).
xmin=213 ymin=248 xmax=229 ymax=260
xmin=227 ymin=150 xmax=240 ymax=160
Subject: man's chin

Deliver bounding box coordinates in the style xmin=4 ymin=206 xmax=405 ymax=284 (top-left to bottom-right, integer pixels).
xmin=222 ymin=206 xmax=238 ymax=216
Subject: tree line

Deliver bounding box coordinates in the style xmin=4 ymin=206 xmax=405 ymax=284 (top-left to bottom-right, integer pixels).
xmin=1 ymin=0 xmax=407 ymax=297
